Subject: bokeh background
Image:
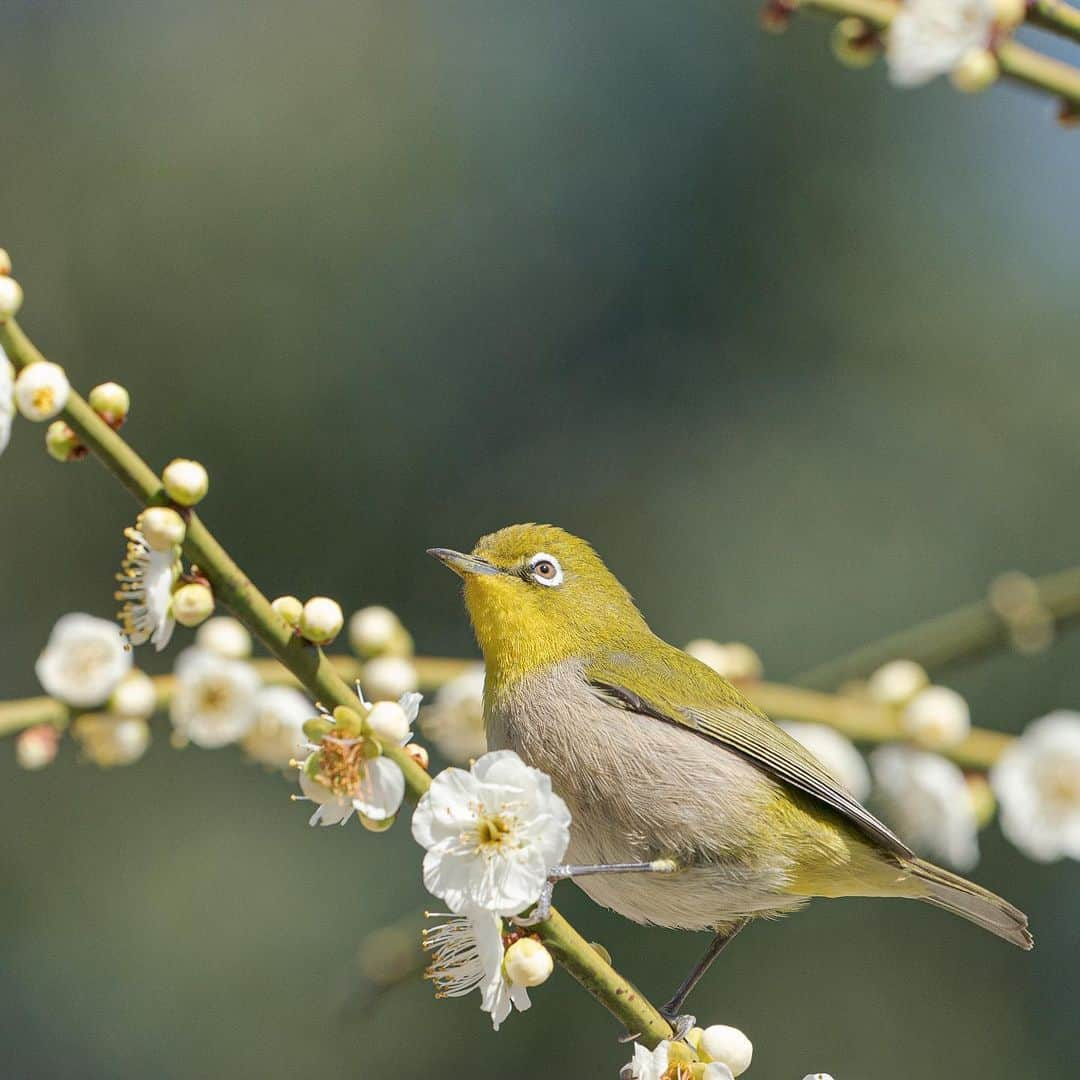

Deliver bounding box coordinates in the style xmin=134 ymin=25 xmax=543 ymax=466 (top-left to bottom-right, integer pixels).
xmin=1 ymin=2 xmax=1078 ymax=1077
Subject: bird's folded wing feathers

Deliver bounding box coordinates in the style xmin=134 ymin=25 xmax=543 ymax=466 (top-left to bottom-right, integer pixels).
xmin=585 ymin=647 xmax=912 ymax=859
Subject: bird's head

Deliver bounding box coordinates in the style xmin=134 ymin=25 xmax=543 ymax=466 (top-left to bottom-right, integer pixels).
xmin=429 ymin=524 xmax=648 ymax=689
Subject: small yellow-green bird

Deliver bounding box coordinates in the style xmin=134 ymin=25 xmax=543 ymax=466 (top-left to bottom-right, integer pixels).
xmin=429 ymin=524 xmax=1032 ymax=1025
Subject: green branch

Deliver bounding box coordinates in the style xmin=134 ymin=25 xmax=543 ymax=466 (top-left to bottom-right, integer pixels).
xmin=0 ymin=313 xmax=674 ymax=1047
xmin=1028 ymin=0 xmax=1080 ymax=45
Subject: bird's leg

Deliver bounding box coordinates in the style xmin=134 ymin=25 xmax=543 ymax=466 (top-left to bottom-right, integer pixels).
xmin=659 ymin=917 xmax=750 ymax=1035
xmin=511 ymin=858 xmax=679 ymax=927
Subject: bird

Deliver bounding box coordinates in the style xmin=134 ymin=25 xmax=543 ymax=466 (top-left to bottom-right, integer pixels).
xmin=427 ymin=524 xmax=1032 ymax=1028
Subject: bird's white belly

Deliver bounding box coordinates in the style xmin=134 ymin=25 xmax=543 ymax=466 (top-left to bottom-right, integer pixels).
xmin=486 ymin=661 xmax=803 ymax=931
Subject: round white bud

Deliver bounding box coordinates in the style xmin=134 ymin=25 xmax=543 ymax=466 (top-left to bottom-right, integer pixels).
xmin=901 ymin=685 xmax=971 ymax=749
xmin=172 ymin=582 xmax=215 ymax=628
xmin=88 ymin=381 xmax=131 ymax=425
xmin=503 ymin=937 xmax=554 ymax=988
xmin=272 ymin=595 xmax=304 ymax=629
xmin=366 ymin=700 xmax=410 ymax=743
xmin=867 ymin=659 xmax=929 ymax=707
xmin=0 ymin=275 xmax=23 ymax=321
xmin=992 ymin=0 xmax=1026 ymax=26
xmin=699 ymin=1025 xmax=754 ymax=1077
xmin=162 ymin=458 xmax=209 ymax=507
xmin=139 ymin=506 xmax=187 ymax=551
xmin=360 ymin=656 xmax=418 ymax=701
xmin=802 ymin=1075 xmax=836 ymax=1080
xmin=950 ymin=48 xmax=999 ymax=94
xmin=348 ymin=605 xmax=409 ymax=658
xmin=45 ymin=420 xmax=81 ymax=462
xmin=196 ymin=616 xmax=252 ymax=660
xmin=300 ymin=596 xmax=344 ymax=645
xmin=109 ymin=669 xmax=157 ymax=719
xmin=14 ymin=361 xmax=69 ymax=421
xmin=16 ymin=725 xmax=60 ymax=771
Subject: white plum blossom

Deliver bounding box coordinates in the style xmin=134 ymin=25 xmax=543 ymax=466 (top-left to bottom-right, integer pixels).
xmin=423 ymin=908 xmax=532 ymax=1030
xmin=73 ymin=714 xmax=151 ymax=767
xmin=991 ymin=711 xmax=1080 ymax=862
xmin=901 ymin=685 xmax=971 ymax=749
xmin=420 ymin=663 xmax=487 ymax=764
xmin=195 ymin=616 xmax=252 ymax=660
xmin=871 ymin=745 xmax=979 ymax=870
xmin=0 ymin=348 xmax=14 ymax=456
xmin=411 ymin=749 xmax=571 ymax=917
xmin=109 ymin=669 xmax=158 ymax=719
xmin=623 ymin=1041 xmax=733 ymax=1080
xmin=15 ymin=725 xmax=60 ymax=770
xmin=116 ymin=526 xmax=179 ymax=652
xmin=780 ymin=721 xmax=871 ymax=801
xmin=35 ymin=613 xmax=132 ymax=709
xmin=13 ymin=361 xmax=70 ymax=421
xmin=295 ymin=691 xmax=419 ymax=825
xmin=170 ymin=647 xmax=260 ymax=748
xmin=241 ymin=686 xmax=311 ymax=769
xmin=887 ymin=0 xmax=994 ymax=87
xmin=697 ymin=1024 xmax=753 ymax=1077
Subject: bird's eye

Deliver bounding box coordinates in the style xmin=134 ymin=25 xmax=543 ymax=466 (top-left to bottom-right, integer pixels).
xmin=528 ymin=553 xmax=563 ymax=587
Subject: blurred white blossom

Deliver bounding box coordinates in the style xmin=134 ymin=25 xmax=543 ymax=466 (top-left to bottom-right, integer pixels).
xmin=423 ymin=908 xmax=531 ymax=1031
xmin=901 ymin=685 xmax=970 ymax=749
xmin=14 ymin=360 xmax=69 ymax=421
xmin=871 ymin=746 xmax=979 ymax=870
xmin=242 ymin=686 xmax=311 ymax=769
xmin=685 ymin=639 xmax=762 ymax=682
xmin=36 ymin=613 xmax=132 ymax=709
xmin=412 ymin=749 xmax=571 ymax=917
xmin=780 ymin=721 xmax=871 ymax=801
xmin=623 ymin=1041 xmax=733 ymax=1080
xmin=866 ymin=659 xmax=928 ymax=706
xmin=73 ymin=714 xmax=150 ymax=767
xmin=887 ymin=0 xmax=993 ymax=87
xmin=109 ymin=669 xmax=157 ymax=720
xmin=15 ymin=725 xmax=60 ymax=771
xmin=360 ymin=655 xmax=419 ymax=701
xmin=170 ymin=647 xmax=259 ymax=748
xmin=0 ymin=348 xmax=14 ymax=456
xmin=195 ymin=616 xmax=252 ymax=660
xmin=349 ymin=605 xmax=413 ymax=659
xmin=116 ymin=526 xmax=179 ymax=652
xmin=420 ymin=663 xmax=487 ymax=764
xmin=992 ymin=711 xmax=1080 ymax=861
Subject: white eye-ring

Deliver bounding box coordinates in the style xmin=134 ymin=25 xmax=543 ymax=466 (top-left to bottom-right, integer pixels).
xmin=528 ymin=552 xmax=563 ymax=587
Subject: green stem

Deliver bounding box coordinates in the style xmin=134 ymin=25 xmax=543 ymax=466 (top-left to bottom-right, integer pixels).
xmin=1028 ymin=0 xmax=1080 ymax=44
xmin=0 ymin=314 xmax=671 ymax=1047
xmin=794 ymin=566 xmax=1080 ymax=692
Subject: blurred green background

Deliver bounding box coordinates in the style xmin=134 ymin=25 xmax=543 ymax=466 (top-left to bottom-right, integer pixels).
xmin=1 ymin=2 xmax=1078 ymax=1077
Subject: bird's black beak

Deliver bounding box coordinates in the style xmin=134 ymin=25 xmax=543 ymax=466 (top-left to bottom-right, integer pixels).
xmin=427 ymin=548 xmax=500 ymax=579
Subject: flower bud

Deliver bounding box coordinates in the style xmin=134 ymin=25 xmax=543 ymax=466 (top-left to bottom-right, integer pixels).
xmin=867 ymin=659 xmax=928 ymax=707
xmin=88 ymin=381 xmax=131 ymax=426
xmin=303 ymin=716 xmax=334 ymax=742
xmin=139 ymin=506 xmax=186 ymax=551
xmin=109 ymin=669 xmax=157 ymax=719
xmin=0 ymin=248 xmax=10 ymax=275
xmin=73 ymin=714 xmax=150 ymax=767
xmin=348 ymin=605 xmax=414 ymax=659
xmin=901 ymin=685 xmax=970 ymax=749
xmin=358 ymin=812 xmax=396 ymax=832
xmin=830 ymin=18 xmax=879 ymax=69
xmin=992 ymin=0 xmax=1025 ymax=27
xmin=272 ymin=594 xmax=304 ymax=629
xmin=503 ymin=937 xmax=554 ymax=987
xmin=698 ymin=1025 xmax=753 ymax=1077
xmin=366 ymin=700 xmax=410 ymax=743
xmin=45 ymin=420 xmax=82 ymax=462
xmin=0 ymin=275 xmax=23 ymax=321
xmin=950 ymin=48 xmax=999 ymax=93
xmin=300 ymin=596 xmax=344 ymax=645
xmin=196 ymin=616 xmax=252 ymax=659
xmin=162 ymin=458 xmax=209 ymax=506
xmin=665 ymin=1041 xmax=696 ymax=1066
xmin=684 ymin=640 xmax=763 ymax=682
xmin=332 ymin=705 xmax=365 ymax=737
xmin=405 ymin=742 xmax=430 ymax=770
xmin=172 ymin=582 xmax=215 ymax=628
xmin=360 ymin=656 xmax=419 ymax=701
xmin=14 ymin=361 xmax=69 ymax=421
xmin=16 ymin=725 xmax=60 ymax=770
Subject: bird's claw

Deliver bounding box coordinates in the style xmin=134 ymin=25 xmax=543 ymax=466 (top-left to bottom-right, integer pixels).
xmin=510 ymin=877 xmax=556 ymax=927
xmin=660 ymin=1009 xmax=697 ymax=1042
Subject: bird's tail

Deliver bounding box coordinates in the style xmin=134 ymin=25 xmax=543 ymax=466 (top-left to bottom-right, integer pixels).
xmin=910 ymin=858 xmax=1033 ymax=950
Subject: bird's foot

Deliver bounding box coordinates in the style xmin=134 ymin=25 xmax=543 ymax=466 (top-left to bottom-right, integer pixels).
xmin=509 ymin=874 xmax=559 ymax=926
xmin=659 ymin=1007 xmax=697 ymax=1042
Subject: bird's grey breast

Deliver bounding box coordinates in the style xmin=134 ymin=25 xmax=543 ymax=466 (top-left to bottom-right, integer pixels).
xmin=485 ymin=660 xmax=799 ymax=929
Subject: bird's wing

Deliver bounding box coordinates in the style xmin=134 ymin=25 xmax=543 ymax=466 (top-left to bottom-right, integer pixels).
xmin=585 ymin=645 xmax=912 ymax=859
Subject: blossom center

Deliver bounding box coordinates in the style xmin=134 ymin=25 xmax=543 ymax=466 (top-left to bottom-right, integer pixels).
xmin=316 ymin=736 xmax=366 ymax=797
xmin=66 ymin=641 xmax=111 ymax=680
xmin=1042 ymin=759 xmax=1080 ymax=806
